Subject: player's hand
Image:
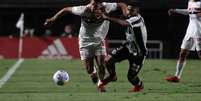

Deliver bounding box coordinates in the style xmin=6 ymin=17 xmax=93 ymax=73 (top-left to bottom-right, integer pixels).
xmin=44 ymin=18 xmax=55 ymax=27
xmin=168 ymin=9 xmax=176 ymax=16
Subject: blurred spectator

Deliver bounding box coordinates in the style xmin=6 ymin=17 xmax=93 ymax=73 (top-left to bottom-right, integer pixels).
xmin=24 ymin=28 xmax=35 ymax=37
xmin=44 ymin=29 xmax=52 ymax=37
xmin=61 ymin=25 xmax=74 ymax=38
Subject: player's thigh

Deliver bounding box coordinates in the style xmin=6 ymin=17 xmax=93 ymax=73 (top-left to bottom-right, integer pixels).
xmin=79 ymin=46 xmax=95 ymax=60
xmin=110 ymin=46 xmax=129 ymax=62
xmin=94 ymin=44 xmax=106 ymax=57
xmin=94 ymin=45 xmax=106 ymax=66
xmin=83 ymin=57 xmax=94 ymax=68
xmin=195 ymin=37 xmax=201 ymax=58
xmin=95 ymin=55 xmax=105 ymax=67
xmin=197 ymin=50 xmax=201 ymax=59
xmin=181 ymin=37 xmax=194 ymax=50
xmin=195 ymin=37 xmax=201 ymax=51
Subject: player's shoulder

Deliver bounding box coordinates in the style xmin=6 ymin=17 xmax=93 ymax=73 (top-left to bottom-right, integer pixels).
xmin=71 ymin=5 xmax=87 ymax=15
xmin=102 ymin=2 xmax=118 ymax=13
xmin=72 ymin=5 xmax=87 ymax=9
xmin=102 ymin=2 xmax=117 ymax=6
xmin=127 ymin=14 xmax=142 ymax=21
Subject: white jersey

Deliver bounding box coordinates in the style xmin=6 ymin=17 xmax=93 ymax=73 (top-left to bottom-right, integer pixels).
xmin=71 ymin=2 xmax=118 ymax=48
xmin=186 ymin=1 xmax=201 ymax=38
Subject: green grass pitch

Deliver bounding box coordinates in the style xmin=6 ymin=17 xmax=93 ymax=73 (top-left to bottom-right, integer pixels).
xmin=0 ymin=59 xmax=201 ymax=101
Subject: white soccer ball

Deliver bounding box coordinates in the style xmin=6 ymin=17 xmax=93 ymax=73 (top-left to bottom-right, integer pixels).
xmin=53 ymin=70 xmax=70 ymax=86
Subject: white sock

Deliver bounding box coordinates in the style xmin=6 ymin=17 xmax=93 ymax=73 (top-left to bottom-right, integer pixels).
xmin=97 ymin=80 xmax=103 ymax=86
xmin=175 ymin=60 xmax=186 ymax=79
xmin=93 ymin=66 xmax=97 ymax=74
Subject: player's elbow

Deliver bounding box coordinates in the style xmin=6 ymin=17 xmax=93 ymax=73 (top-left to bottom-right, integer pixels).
xmin=63 ymin=7 xmax=72 ymax=13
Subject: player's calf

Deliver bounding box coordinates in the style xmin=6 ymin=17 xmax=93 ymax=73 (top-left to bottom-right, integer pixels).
xmin=127 ymin=68 xmax=143 ymax=92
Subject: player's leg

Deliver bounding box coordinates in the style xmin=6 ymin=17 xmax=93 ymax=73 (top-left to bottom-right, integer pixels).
xmin=82 ymin=57 xmax=98 ymax=84
xmin=198 ymin=50 xmax=201 ymax=59
xmin=95 ymin=55 xmax=106 ymax=81
xmin=95 ymin=54 xmax=107 ymax=92
xmin=80 ymin=48 xmax=98 ymax=84
xmin=96 ymin=44 xmax=128 ymax=92
xmin=99 ymin=55 xmax=118 ymax=87
xmin=175 ymin=49 xmax=190 ymax=78
xmin=127 ymin=56 xmax=145 ymax=92
xmin=166 ymin=36 xmax=193 ymax=82
xmin=196 ymin=37 xmax=201 ymax=59
xmin=104 ymin=55 xmax=117 ymax=82
xmin=166 ymin=49 xmax=190 ymax=82
xmin=103 ymin=44 xmax=128 ymax=85
xmin=93 ymin=43 xmax=108 ymax=92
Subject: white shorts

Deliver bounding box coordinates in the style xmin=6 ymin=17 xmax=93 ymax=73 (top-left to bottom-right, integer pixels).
xmin=79 ymin=42 xmax=106 ymax=60
xmin=181 ymin=36 xmax=201 ymax=51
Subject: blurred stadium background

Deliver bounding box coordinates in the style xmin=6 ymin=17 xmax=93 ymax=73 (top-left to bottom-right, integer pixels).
xmin=1 ymin=0 xmax=201 ymax=101
xmin=0 ymin=0 xmax=196 ymax=59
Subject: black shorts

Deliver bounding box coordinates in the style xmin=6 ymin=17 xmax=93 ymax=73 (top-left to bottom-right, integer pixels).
xmin=110 ymin=42 xmax=146 ymax=65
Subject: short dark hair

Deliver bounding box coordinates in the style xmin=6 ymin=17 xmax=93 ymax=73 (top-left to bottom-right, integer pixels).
xmin=126 ymin=0 xmax=141 ymax=6
xmin=128 ymin=5 xmax=140 ymax=13
xmin=94 ymin=0 xmax=102 ymax=3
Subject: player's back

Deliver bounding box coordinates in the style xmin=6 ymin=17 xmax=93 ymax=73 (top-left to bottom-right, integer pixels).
xmin=124 ymin=14 xmax=147 ymax=56
xmin=187 ymin=0 xmax=201 ymax=37
xmin=126 ymin=14 xmax=147 ymax=46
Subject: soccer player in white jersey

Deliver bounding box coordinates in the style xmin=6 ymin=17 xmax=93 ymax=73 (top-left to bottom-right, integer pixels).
xmin=99 ymin=5 xmax=147 ymax=92
xmin=44 ymin=0 xmax=128 ymax=92
xmin=165 ymin=0 xmax=201 ymax=82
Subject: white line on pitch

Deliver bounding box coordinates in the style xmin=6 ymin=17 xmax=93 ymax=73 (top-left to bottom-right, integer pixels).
xmin=0 ymin=59 xmax=24 ymax=88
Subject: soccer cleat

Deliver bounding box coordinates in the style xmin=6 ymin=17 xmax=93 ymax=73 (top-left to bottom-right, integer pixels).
xmin=165 ymin=75 xmax=180 ymax=83
xmin=129 ymin=81 xmax=144 ymax=92
xmin=97 ymin=85 xmax=106 ymax=92
xmin=97 ymin=81 xmax=106 ymax=92
xmin=90 ymin=73 xmax=98 ymax=84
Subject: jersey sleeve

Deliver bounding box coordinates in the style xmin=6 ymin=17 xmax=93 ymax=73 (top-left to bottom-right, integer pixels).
xmin=71 ymin=6 xmax=86 ymax=16
xmin=175 ymin=9 xmax=189 ymax=15
xmin=126 ymin=16 xmax=141 ymax=27
xmin=102 ymin=2 xmax=118 ymax=13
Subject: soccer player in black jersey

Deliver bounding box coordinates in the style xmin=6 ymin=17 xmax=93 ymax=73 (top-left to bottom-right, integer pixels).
xmin=99 ymin=5 xmax=148 ymax=92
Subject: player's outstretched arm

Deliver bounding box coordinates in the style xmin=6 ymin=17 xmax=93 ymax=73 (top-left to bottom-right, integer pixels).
xmin=102 ymin=13 xmax=129 ymax=27
xmin=168 ymin=9 xmax=189 ymax=16
xmin=44 ymin=7 xmax=73 ymax=27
